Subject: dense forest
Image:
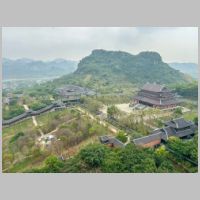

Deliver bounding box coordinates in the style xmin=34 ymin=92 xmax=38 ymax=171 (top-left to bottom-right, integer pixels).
xmin=173 ymin=82 xmax=198 ymax=100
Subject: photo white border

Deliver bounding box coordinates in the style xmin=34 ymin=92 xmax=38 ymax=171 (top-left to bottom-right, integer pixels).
xmin=0 ymin=0 xmax=199 ymax=199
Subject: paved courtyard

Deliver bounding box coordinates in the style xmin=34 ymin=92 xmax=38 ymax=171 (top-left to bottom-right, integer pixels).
xmin=115 ymin=103 xmax=133 ymax=113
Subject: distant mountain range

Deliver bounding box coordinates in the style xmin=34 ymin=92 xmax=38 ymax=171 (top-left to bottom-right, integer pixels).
xmin=3 ymin=53 xmax=196 ymax=87
xmin=2 ymin=58 xmax=78 ymax=80
xmin=52 ymin=50 xmax=193 ymax=92
xmin=168 ymin=62 xmax=198 ymax=79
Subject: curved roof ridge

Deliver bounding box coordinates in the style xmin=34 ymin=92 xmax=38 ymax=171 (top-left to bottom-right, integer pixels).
xmin=163 ymin=127 xmax=169 ymax=140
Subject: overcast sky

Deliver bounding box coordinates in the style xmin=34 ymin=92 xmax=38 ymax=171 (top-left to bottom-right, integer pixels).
xmin=2 ymin=27 xmax=198 ymax=63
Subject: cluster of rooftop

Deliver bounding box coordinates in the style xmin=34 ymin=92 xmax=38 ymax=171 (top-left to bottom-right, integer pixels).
xmin=133 ymin=118 xmax=196 ymax=147
xmin=55 ymin=85 xmax=95 ymax=99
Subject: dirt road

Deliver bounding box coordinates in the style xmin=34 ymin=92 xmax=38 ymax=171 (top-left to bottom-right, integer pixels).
xmin=23 ymin=104 xmax=44 ymax=136
xmin=23 ymin=104 xmax=29 ymax=111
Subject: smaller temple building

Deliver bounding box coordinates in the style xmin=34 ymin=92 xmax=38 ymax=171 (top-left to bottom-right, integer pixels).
xmin=55 ymin=85 xmax=96 ymax=105
xmin=133 ymin=118 xmax=196 ymax=148
xmin=133 ymin=83 xmax=179 ymax=109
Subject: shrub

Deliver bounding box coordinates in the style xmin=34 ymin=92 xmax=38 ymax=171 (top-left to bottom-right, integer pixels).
xmin=116 ymin=131 xmax=127 ymax=143
xmin=9 ymin=132 xmax=24 ymax=144
xmin=3 ymin=105 xmax=25 ymax=120
xmin=194 ymin=116 xmax=198 ymax=125
xmin=44 ymin=155 xmax=64 ymax=172
xmin=30 ymin=102 xmax=46 ymax=111
xmin=174 ymin=107 xmax=182 ymax=116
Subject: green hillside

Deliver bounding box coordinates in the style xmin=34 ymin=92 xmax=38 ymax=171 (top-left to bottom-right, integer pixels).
xmin=21 ymin=49 xmax=193 ymax=97
xmin=53 ymin=50 xmax=192 ymax=90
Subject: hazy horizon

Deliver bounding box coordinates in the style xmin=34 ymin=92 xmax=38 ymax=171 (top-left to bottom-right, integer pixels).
xmin=2 ymin=53 xmax=198 ymax=64
xmin=2 ymin=27 xmax=198 ymax=63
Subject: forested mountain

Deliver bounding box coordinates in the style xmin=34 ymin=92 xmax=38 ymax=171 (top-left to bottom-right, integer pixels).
xmin=3 ymin=58 xmax=78 ymax=80
xmin=168 ymin=62 xmax=198 ymax=79
xmin=53 ymin=50 xmax=192 ymax=91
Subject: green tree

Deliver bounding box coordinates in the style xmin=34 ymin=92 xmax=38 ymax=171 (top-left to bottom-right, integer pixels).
xmin=88 ymin=125 xmax=98 ymax=136
xmin=30 ymin=102 xmax=46 ymax=111
xmin=157 ymin=161 xmax=174 ymax=173
xmin=116 ymin=131 xmax=127 ymax=143
xmin=101 ymin=151 xmax=122 ymax=173
xmin=80 ymin=144 xmax=108 ymax=167
xmin=118 ymin=144 xmax=156 ymax=172
xmin=154 ymin=145 xmax=169 ymax=166
xmin=3 ymin=105 xmax=25 ymax=120
xmin=107 ymin=105 xmax=120 ymax=119
xmin=174 ymin=82 xmax=198 ymax=100
xmin=167 ymin=136 xmax=198 ymax=163
xmin=44 ymin=155 xmax=64 ymax=172
xmin=9 ymin=132 xmax=24 ymax=144
xmin=194 ymin=116 xmax=198 ymax=125
xmin=132 ymin=157 xmax=157 ymax=173
xmin=174 ymin=107 xmax=182 ymax=116
xmin=82 ymin=97 xmax=102 ymax=114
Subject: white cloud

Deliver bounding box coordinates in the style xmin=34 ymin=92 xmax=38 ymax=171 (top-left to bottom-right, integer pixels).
xmin=2 ymin=27 xmax=198 ymax=62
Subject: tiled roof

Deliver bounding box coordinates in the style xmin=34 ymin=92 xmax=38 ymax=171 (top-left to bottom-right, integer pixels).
xmin=32 ymin=104 xmax=54 ymax=115
xmin=176 ymin=128 xmax=195 ymax=138
xmin=142 ymin=83 xmax=167 ymax=92
xmin=108 ymin=138 xmax=125 ymax=147
xmin=163 ymin=126 xmax=176 ymax=137
xmin=99 ymin=135 xmax=110 ymax=143
xmin=165 ymin=118 xmax=194 ymax=129
xmin=99 ymin=136 xmax=125 ymax=147
xmin=134 ymin=95 xmax=178 ymax=106
xmin=133 ymin=132 xmax=162 ymax=145
xmin=56 ymin=85 xmax=95 ymax=97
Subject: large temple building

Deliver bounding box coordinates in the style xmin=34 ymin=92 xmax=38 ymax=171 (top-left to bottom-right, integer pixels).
xmin=133 ymin=83 xmax=179 ymax=109
xmin=133 ymin=118 xmax=196 ymax=148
